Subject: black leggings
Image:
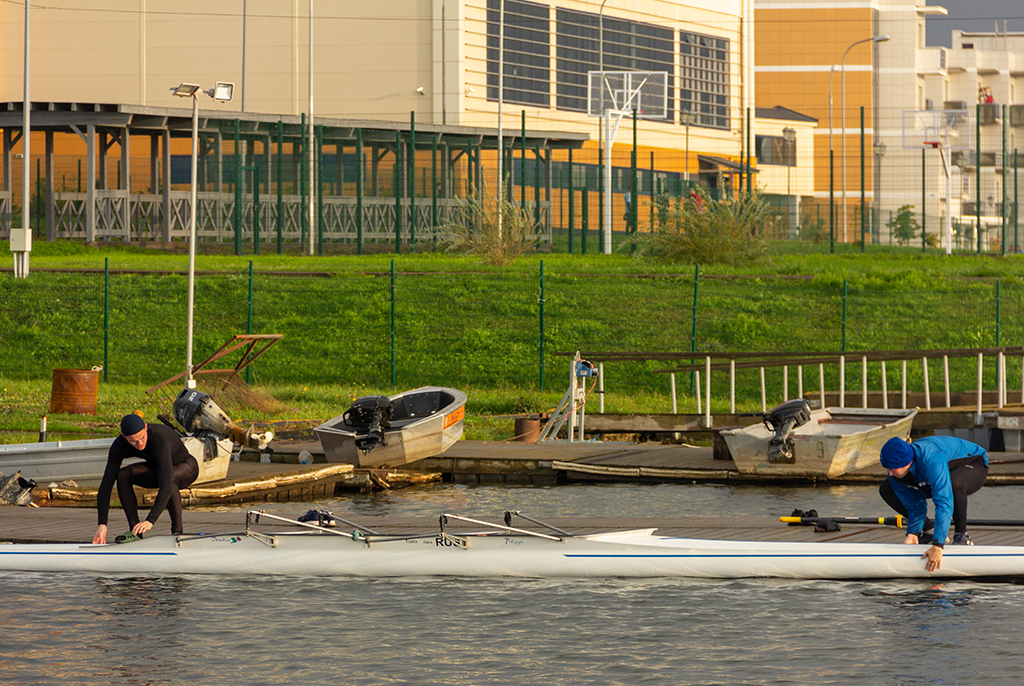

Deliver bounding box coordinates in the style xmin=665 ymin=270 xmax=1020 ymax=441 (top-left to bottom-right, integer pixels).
xmin=879 ymin=462 xmax=988 ymax=535
xmin=116 ymin=458 xmax=199 ymax=533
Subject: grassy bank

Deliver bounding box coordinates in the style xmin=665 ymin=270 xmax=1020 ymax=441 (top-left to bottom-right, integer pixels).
xmin=2 ymin=240 xmax=1023 ymax=443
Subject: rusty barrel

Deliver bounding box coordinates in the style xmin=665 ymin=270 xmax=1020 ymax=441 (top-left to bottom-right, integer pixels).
xmin=49 ymin=368 xmax=99 ymax=415
xmin=514 ymin=415 xmax=543 ymax=444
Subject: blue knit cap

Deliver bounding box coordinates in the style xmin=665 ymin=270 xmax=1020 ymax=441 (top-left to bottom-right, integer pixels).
xmin=880 ymin=437 xmax=914 ymax=469
xmin=120 ymin=413 xmax=146 ymax=436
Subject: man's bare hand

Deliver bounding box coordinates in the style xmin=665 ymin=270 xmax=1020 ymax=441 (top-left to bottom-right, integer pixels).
xmin=922 ymin=545 xmax=943 ymax=572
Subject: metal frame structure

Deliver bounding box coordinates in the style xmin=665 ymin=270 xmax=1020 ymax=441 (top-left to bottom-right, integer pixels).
xmin=0 ymin=102 xmax=587 ymax=250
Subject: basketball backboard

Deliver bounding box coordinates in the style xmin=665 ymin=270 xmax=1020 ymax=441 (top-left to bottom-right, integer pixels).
xmin=901 ymin=109 xmax=971 ymax=151
xmin=587 ymin=71 xmax=668 ymax=120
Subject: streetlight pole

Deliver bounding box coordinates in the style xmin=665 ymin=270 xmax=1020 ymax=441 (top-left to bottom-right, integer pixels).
xmin=841 ymin=34 xmax=889 ymax=244
xmin=598 ymin=0 xmax=610 ymax=255
xmin=829 ymin=65 xmax=836 ymax=251
xmin=307 ymin=0 xmax=316 ymax=256
xmin=186 ymin=91 xmax=199 ymax=386
xmin=172 ymin=82 xmax=234 ymax=387
xmin=14 ymin=0 xmax=30 ymax=278
xmin=497 ymin=0 xmax=503 ymax=239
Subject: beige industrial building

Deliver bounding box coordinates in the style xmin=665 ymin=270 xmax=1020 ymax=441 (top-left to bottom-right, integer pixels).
xmin=2 ymin=0 xmax=792 ymax=251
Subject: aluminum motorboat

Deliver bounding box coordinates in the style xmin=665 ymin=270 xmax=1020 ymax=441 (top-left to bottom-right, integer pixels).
xmin=315 ymin=386 xmax=466 ymax=468
xmin=720 ymin=400 xmax=917 ymax=477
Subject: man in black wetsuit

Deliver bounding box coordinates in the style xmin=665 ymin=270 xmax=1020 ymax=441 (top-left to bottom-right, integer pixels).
xmin=93 ymin=413 xmax=199 ymax=544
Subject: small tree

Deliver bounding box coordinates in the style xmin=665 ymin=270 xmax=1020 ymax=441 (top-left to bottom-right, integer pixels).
xmin=802 ymin=216 xmax=827 ymax=245
xmin=636 ymin=187 xmax=773 ymax=265
xmin=888 ymin=205 xmax=921 ymax=246
xmin=436 ymin=177 xmax=539 ymax=266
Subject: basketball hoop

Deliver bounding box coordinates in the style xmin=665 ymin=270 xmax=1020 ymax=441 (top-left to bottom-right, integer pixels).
xmin=901 ymin=109 xmax=971 ymax=255
xmin=587 ymin=71 xmax=669 ymax=255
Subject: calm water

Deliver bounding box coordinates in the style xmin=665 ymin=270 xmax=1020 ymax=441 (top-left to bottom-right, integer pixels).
xmin=4 ymin=482 xmax=1024 ymax=686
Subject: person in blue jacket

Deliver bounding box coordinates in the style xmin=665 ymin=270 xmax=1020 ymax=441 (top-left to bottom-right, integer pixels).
xmin=879 ymin=435 xmax=988 ymax=572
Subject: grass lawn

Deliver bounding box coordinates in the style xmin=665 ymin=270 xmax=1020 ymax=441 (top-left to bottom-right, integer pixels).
xmin=2 ymin=239 xmax=1022 ymax=444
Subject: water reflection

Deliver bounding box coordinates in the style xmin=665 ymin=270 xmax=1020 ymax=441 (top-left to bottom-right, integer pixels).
xmin=86 ymin=576 xmax=199 ymax=686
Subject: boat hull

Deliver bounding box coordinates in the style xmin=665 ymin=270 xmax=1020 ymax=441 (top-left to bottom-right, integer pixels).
xmin=722 ymin=407 xmax=917 ymax=477
xmin=1 ymin=531 xmax=1022 ymax=580
xmin=0 ymin=436 xmax=232 ymax=485
xmin=316 ymin=387 xmax=466 ymax=468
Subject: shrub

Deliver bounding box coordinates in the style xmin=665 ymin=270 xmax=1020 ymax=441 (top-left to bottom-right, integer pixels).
xmin=436 ymin=177 xmax=539 ymax=266
xmin=636 ymin=188 xmax=774 ymax=265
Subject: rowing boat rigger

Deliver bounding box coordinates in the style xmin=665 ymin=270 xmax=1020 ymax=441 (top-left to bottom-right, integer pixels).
xmin=3 ymin=511 xmax=1024 ymax=580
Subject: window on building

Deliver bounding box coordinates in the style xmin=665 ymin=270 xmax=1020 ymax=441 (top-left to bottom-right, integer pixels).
xmin=680 ymin=31 xmax=730 ymax=129
xmin=555 ymin=9 xmax=674 ymax=119
xmin=487 ymin=0 xmax=551 ymax=107
xmin=755 ymin=135 xmax=796 ymax=166
xmin=554 ymin=9 xmax=599 ymax=113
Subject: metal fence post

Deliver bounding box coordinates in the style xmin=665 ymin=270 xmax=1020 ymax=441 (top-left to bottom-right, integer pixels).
xmin=996 ymin=280 xmax=1001 ymax=347
xmin=246 ymin=260 xmax=254 ymax=384
xmin=977 ymin=103 xmax=982 ymax=253
xmin=521 ymin=110 xmax=527 ymax=212
xmin=649 ymin=150 xmax=655 ymax=232
xmin=568 ymin=148 xmax=574 ymax=254
xmin=631 ymin=108 xmax=637 ymax=254
xmin=316 ymin=124 xmax=324 ymax=255
xmin=539 ymin=259 xmax=545 ymax=391
xmin=356 ymin=128 xmax=364 ymax=255
xmin=1002 ymin=104 xmax=1008 ymax=255
xmin=234 ymin=119 xmax=242 ymax=256
xmin=431 ymin=132 xmax=438 ymax=246
xmin=409 ymin=111 xmax=416 ymax=251
xmin=533 ymin=144 xmax=541 ymax=229
xmin=103 ymin=257 xmax=109 ymax=382
xmin=253 ymin=166 xmax=260 ymax=255
xmin=390 ymin=259 xmax=397 ymax=388
xmin=829 ymin=148 xmax=835 ymax=253
xmin=691 ymin=264 xmax=699 ymax=393
xmin=276 ymin=120 xmax=283 ymax=255
xmin=299 ymin=114 xmax=307 ymax=247
xmin=394 ymin=131 xmax=402 ymax=254
xmin=921 ymin=149 xmax=926 ymax=253
xmin=581 ymin=176 xmax=589 ymax=255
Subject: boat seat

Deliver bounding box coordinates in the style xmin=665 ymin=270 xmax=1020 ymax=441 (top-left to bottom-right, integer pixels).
xmin=389 ymin=416 xmax=432 ymax=429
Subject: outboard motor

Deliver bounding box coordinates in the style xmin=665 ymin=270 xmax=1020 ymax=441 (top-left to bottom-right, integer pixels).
xmin=173 ymin=388 xmax=273 ymax=450
xmin=760 ymin=398 xmax=812 ymax=464
xmin=343 ymin=395 xmax=393 ymax=452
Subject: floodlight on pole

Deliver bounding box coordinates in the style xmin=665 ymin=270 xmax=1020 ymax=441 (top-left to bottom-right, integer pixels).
xmin=171 ymin=80 xmax=234 ymax=387
xmin=173 ymin=82 xmax=201 ymax=98
xmin=213 ymin=82 xmax=234 ymax=101
xmin=841 ymin=34 xmax=889 ymax=243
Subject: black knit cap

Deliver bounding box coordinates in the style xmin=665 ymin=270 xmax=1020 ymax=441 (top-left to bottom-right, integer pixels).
xmin=120 ymin=413 xmax=146 ymax=436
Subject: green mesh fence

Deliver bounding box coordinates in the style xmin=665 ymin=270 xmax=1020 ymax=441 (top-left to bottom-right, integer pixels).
xmin=1 ymin=268 xmax=1022 ymax=406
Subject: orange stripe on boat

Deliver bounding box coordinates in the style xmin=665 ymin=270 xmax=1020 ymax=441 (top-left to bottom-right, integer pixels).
xmin=443 ymin=406 xmax=465 ymax=429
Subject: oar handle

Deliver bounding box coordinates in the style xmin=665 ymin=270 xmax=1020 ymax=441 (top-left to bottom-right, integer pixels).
xmin=779 ymin=515 xmax=904 ymax=528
